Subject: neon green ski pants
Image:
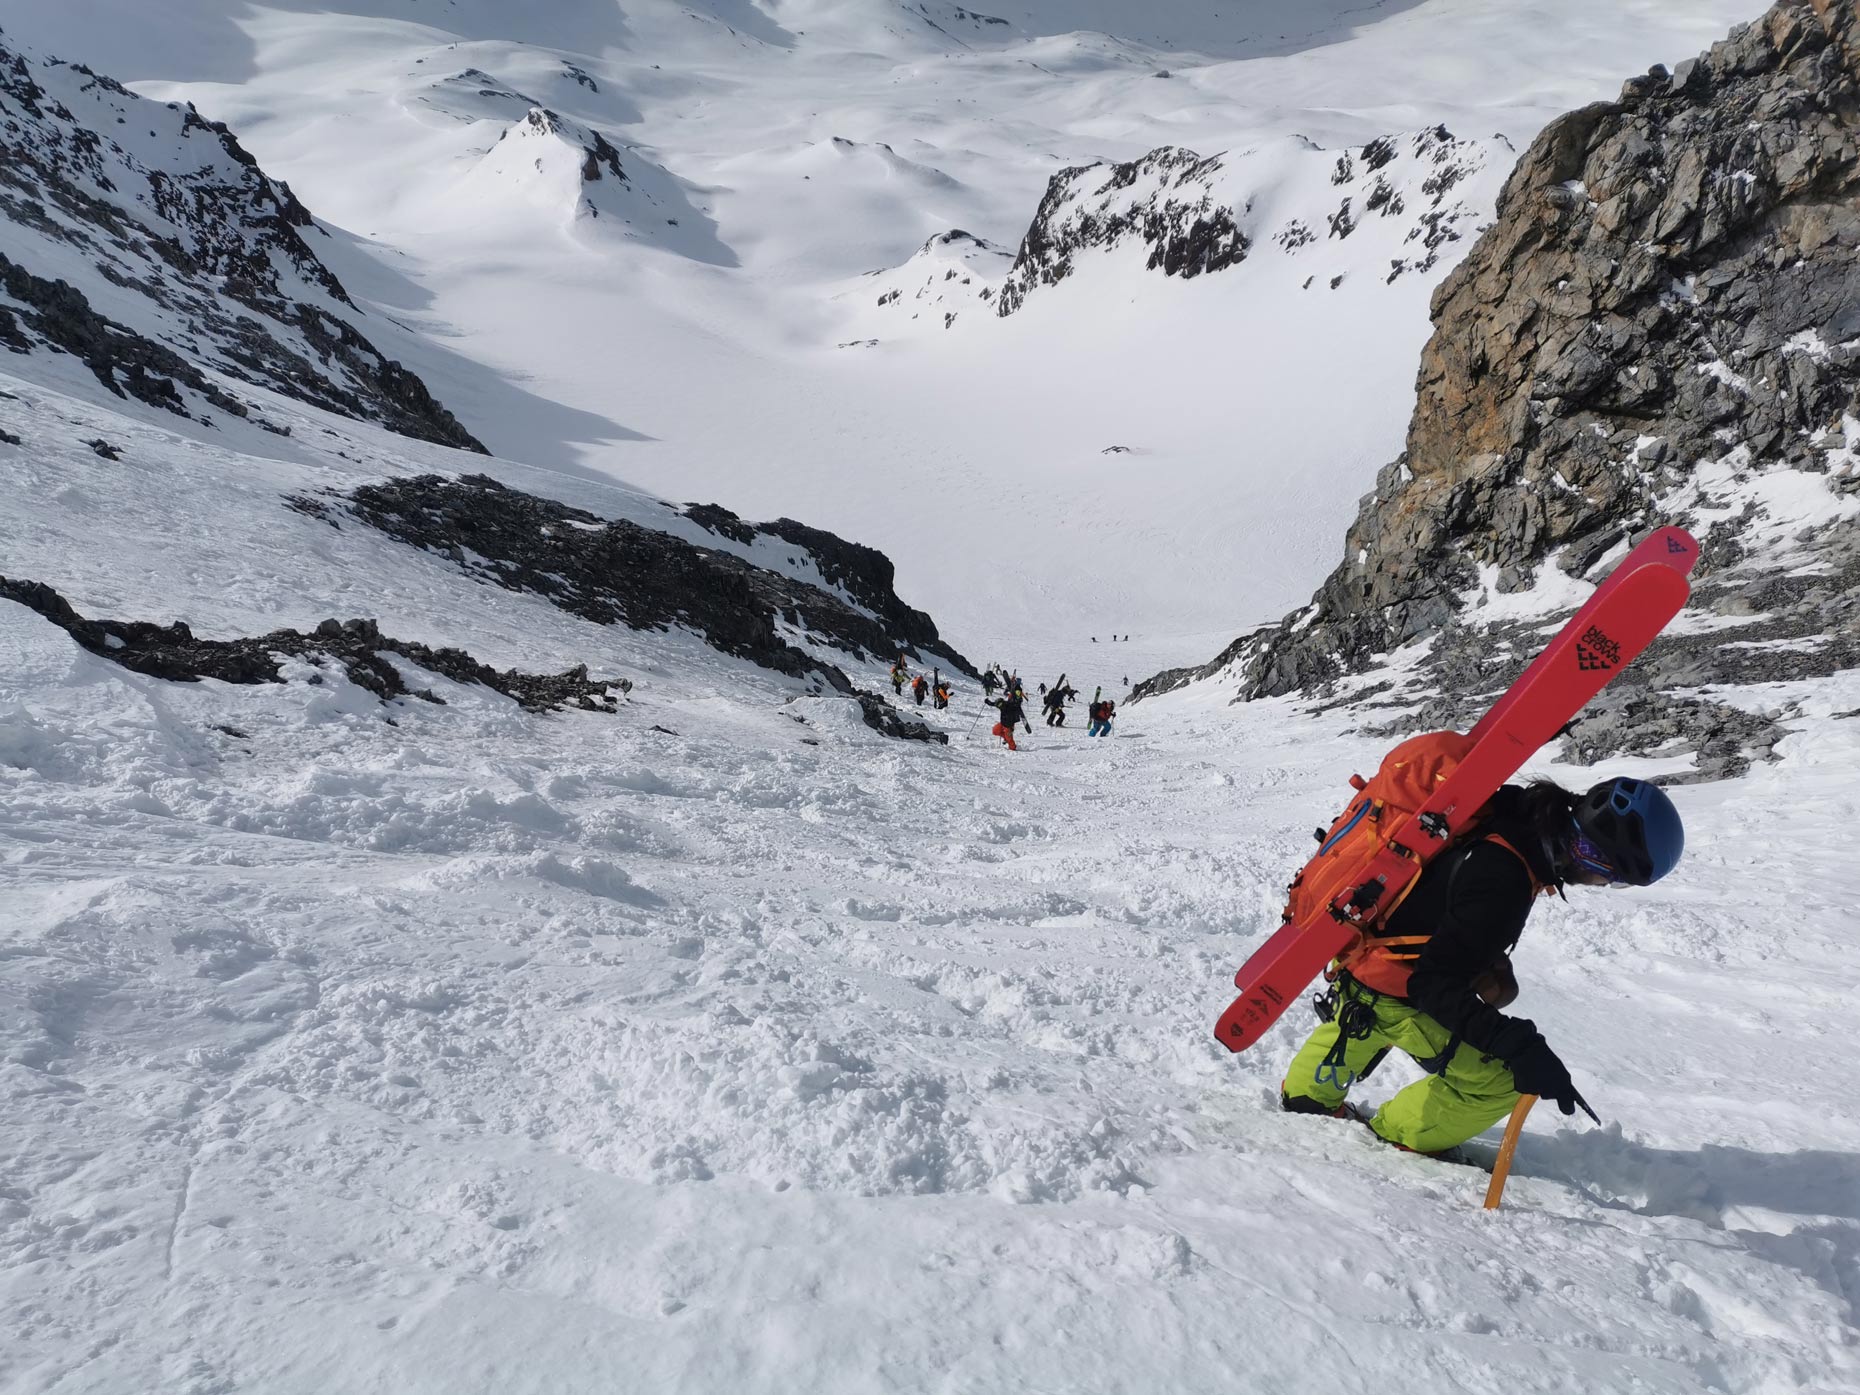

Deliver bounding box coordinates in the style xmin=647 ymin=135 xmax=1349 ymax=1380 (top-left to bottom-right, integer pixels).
xmin=1282 ymin=993 xmax=1521 ymax=1154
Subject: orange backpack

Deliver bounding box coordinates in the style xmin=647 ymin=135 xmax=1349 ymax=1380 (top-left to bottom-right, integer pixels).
xmin=1282 ymin=730 xmax=1483 ymax=950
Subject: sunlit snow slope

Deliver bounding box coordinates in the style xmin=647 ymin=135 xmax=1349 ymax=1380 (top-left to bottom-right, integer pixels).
xmin=0 ymin=0 xmax=1764 ymax=673
xmin=3 ymin=366 xmax=1858 ymax=1393
xmin=7 ymin=6 xmax=1858 ymax=1393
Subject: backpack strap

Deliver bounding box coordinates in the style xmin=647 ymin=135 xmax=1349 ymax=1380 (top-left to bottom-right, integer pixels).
xmin=1333 ymin=831 xmax=1538 ymax=984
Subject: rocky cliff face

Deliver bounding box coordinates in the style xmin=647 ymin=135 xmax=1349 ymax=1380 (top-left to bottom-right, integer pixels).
xmin=0 ymin=29 xmax=483 ymax=449
xmin=1151 ymin=1 xmax=1860 ymax=777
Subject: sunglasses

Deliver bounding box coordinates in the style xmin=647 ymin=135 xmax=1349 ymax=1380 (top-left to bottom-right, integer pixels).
xmin=1567 ymin=828 xmax=1622 ymax=882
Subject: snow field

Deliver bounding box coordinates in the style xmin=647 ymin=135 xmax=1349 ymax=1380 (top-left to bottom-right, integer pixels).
xmin=6 ymin=588 xmax=1859 ymax=1392
xmin=3 ymin=371 xmax=1858 ymax=1389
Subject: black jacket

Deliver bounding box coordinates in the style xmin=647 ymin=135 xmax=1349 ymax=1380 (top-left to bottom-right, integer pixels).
xmin=991 ymin=695 xmax=1028 ymax=726
xmin=1383 ymin=787 xmax=1557 ymax=1065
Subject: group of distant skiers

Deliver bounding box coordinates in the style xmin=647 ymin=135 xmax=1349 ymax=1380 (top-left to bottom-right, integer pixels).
xmin=978 ymin=665 xmax=1116 ymax=750
xmin=885 ymin=659 xmax=1117 ymax=751
xmin=889 ymin=659 xmax=954 ymax=710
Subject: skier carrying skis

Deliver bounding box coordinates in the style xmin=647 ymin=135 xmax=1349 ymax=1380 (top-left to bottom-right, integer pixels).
xmin=1043 ymin=677 xmax=1077 ymax=726
xmin=912 ymin=673 xmax=929 ymax=706
xmin=1086 ymin=693 xmax=1115 ymax=737
xmin=890 ymin=658 xmax=909 ymax=695
xmin=1279 ymin=777 xmax=1684 ymax=1155
xmin=932 ymin=672 xmax=951 ymax=709
xmin=986 ymin=688 xmax=1032 ymax=751
xmin=981 ymin=667 xmax=1000 ymax=697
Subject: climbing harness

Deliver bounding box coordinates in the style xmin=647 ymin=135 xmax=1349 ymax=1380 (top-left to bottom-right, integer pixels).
xmin=1312 ymin=975 xmax=1384 ymax=1090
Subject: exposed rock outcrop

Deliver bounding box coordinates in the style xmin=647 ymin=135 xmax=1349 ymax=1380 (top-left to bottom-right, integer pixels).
xmin=0 ymin=30 xmax=484 ymax=449
xmin=311 ymin=474 xmax=967 ymax=740
xmin=993 ymin=128 xmax=1502 ymax=317
xmin=0 ymin=253 xmax=251 ymax=421
xmin=995 ymin=148 xmax=1246 ymax=316
xmin=1151 ymin=2 xmax=1860 ymax=775
xmin=686 ymin=503 xmax=956 ymax=667
xmin=0 ymin=575 xmax=628 ymax=713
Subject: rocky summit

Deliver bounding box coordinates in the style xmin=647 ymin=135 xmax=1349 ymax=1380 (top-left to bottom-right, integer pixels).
xmin=1147 ymin=0 xmax=1860 ymax=775
xmin=993 ymin=128 xmax=1502 ymax=318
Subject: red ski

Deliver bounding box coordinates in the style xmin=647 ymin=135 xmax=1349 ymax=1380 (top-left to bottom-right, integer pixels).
xmin=1214 ymin=535 xmax=1696 ymax=1054
xmin=1469 ymin=526 xmax=1698 ymax=742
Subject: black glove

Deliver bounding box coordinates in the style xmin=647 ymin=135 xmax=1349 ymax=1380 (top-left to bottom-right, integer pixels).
xmin=1508 ymin=1036 xmax=1597 ymax=1121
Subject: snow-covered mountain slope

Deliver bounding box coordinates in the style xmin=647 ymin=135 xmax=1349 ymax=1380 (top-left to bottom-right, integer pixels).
xmin=0 ymin=361 xmax=968 ymax=740
xmin=838 ymin=229 xmax=1013 ymax=344
xmin=3 ymin=7 xmax=1859 ymax=1392
xmin=0 ymin=30 xmax=482 ymax=450
xmin=5 ymin=434 xmax=1859 ymax=1388
xmin=840 ymin=127 xmax=1508 ymax=336
xmin=0 ymin=21 xmax=967 ymax=717
xmin=0 ymin=0 xmax=1765 ymax=674
xmin=991 ymin=128 xmax=1506 ymax=317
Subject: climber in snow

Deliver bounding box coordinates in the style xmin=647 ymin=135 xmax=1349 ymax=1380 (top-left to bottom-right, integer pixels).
xmin=1279 ymin=777 xmax=1684 ymax=1157
xmin=987 ymin=687 xmax=1032 ymax=751
xmin=1043 ymin=677 xmax=1078 ymax=726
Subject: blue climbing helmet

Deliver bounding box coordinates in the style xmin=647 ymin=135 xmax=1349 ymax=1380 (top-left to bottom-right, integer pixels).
xmin=1568 ymin=777 xmax=1684 ymax=885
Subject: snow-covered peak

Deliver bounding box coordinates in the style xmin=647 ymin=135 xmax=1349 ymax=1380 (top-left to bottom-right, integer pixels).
xmin=839 ymin=229 xmax=1014 ymax=343
xmin=407 ymin=66 xmax=731 ymax=263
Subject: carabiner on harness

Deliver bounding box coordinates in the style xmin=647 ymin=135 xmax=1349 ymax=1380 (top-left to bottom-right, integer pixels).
xmin=1314 ymin=991 xmax=1379 ymax=1090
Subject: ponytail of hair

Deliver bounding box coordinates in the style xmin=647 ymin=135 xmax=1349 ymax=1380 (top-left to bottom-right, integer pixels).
xmin=1515 ymin=779 xmax=1579 ymax=883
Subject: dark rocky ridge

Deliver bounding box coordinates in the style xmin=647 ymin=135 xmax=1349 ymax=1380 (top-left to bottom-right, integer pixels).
xmin=995 ymin=148 xmax=1245 ymax=317
xmin=682 ymin=501 xmax=953 ymax=665
xmin=1145 ymin=1 xmax=1860 ymax=777
xmin=0 ymin=575 xmax=627 ymax=713
xmin=0 ymin=253 xmax=251 ymax=421
xmin=994 ymin=128 xmax=1495 ymax=317
xmin=308 ymin=474 xmax=962 ymax=742
xmin=0 ymin=30 xmax=483 ymax=450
